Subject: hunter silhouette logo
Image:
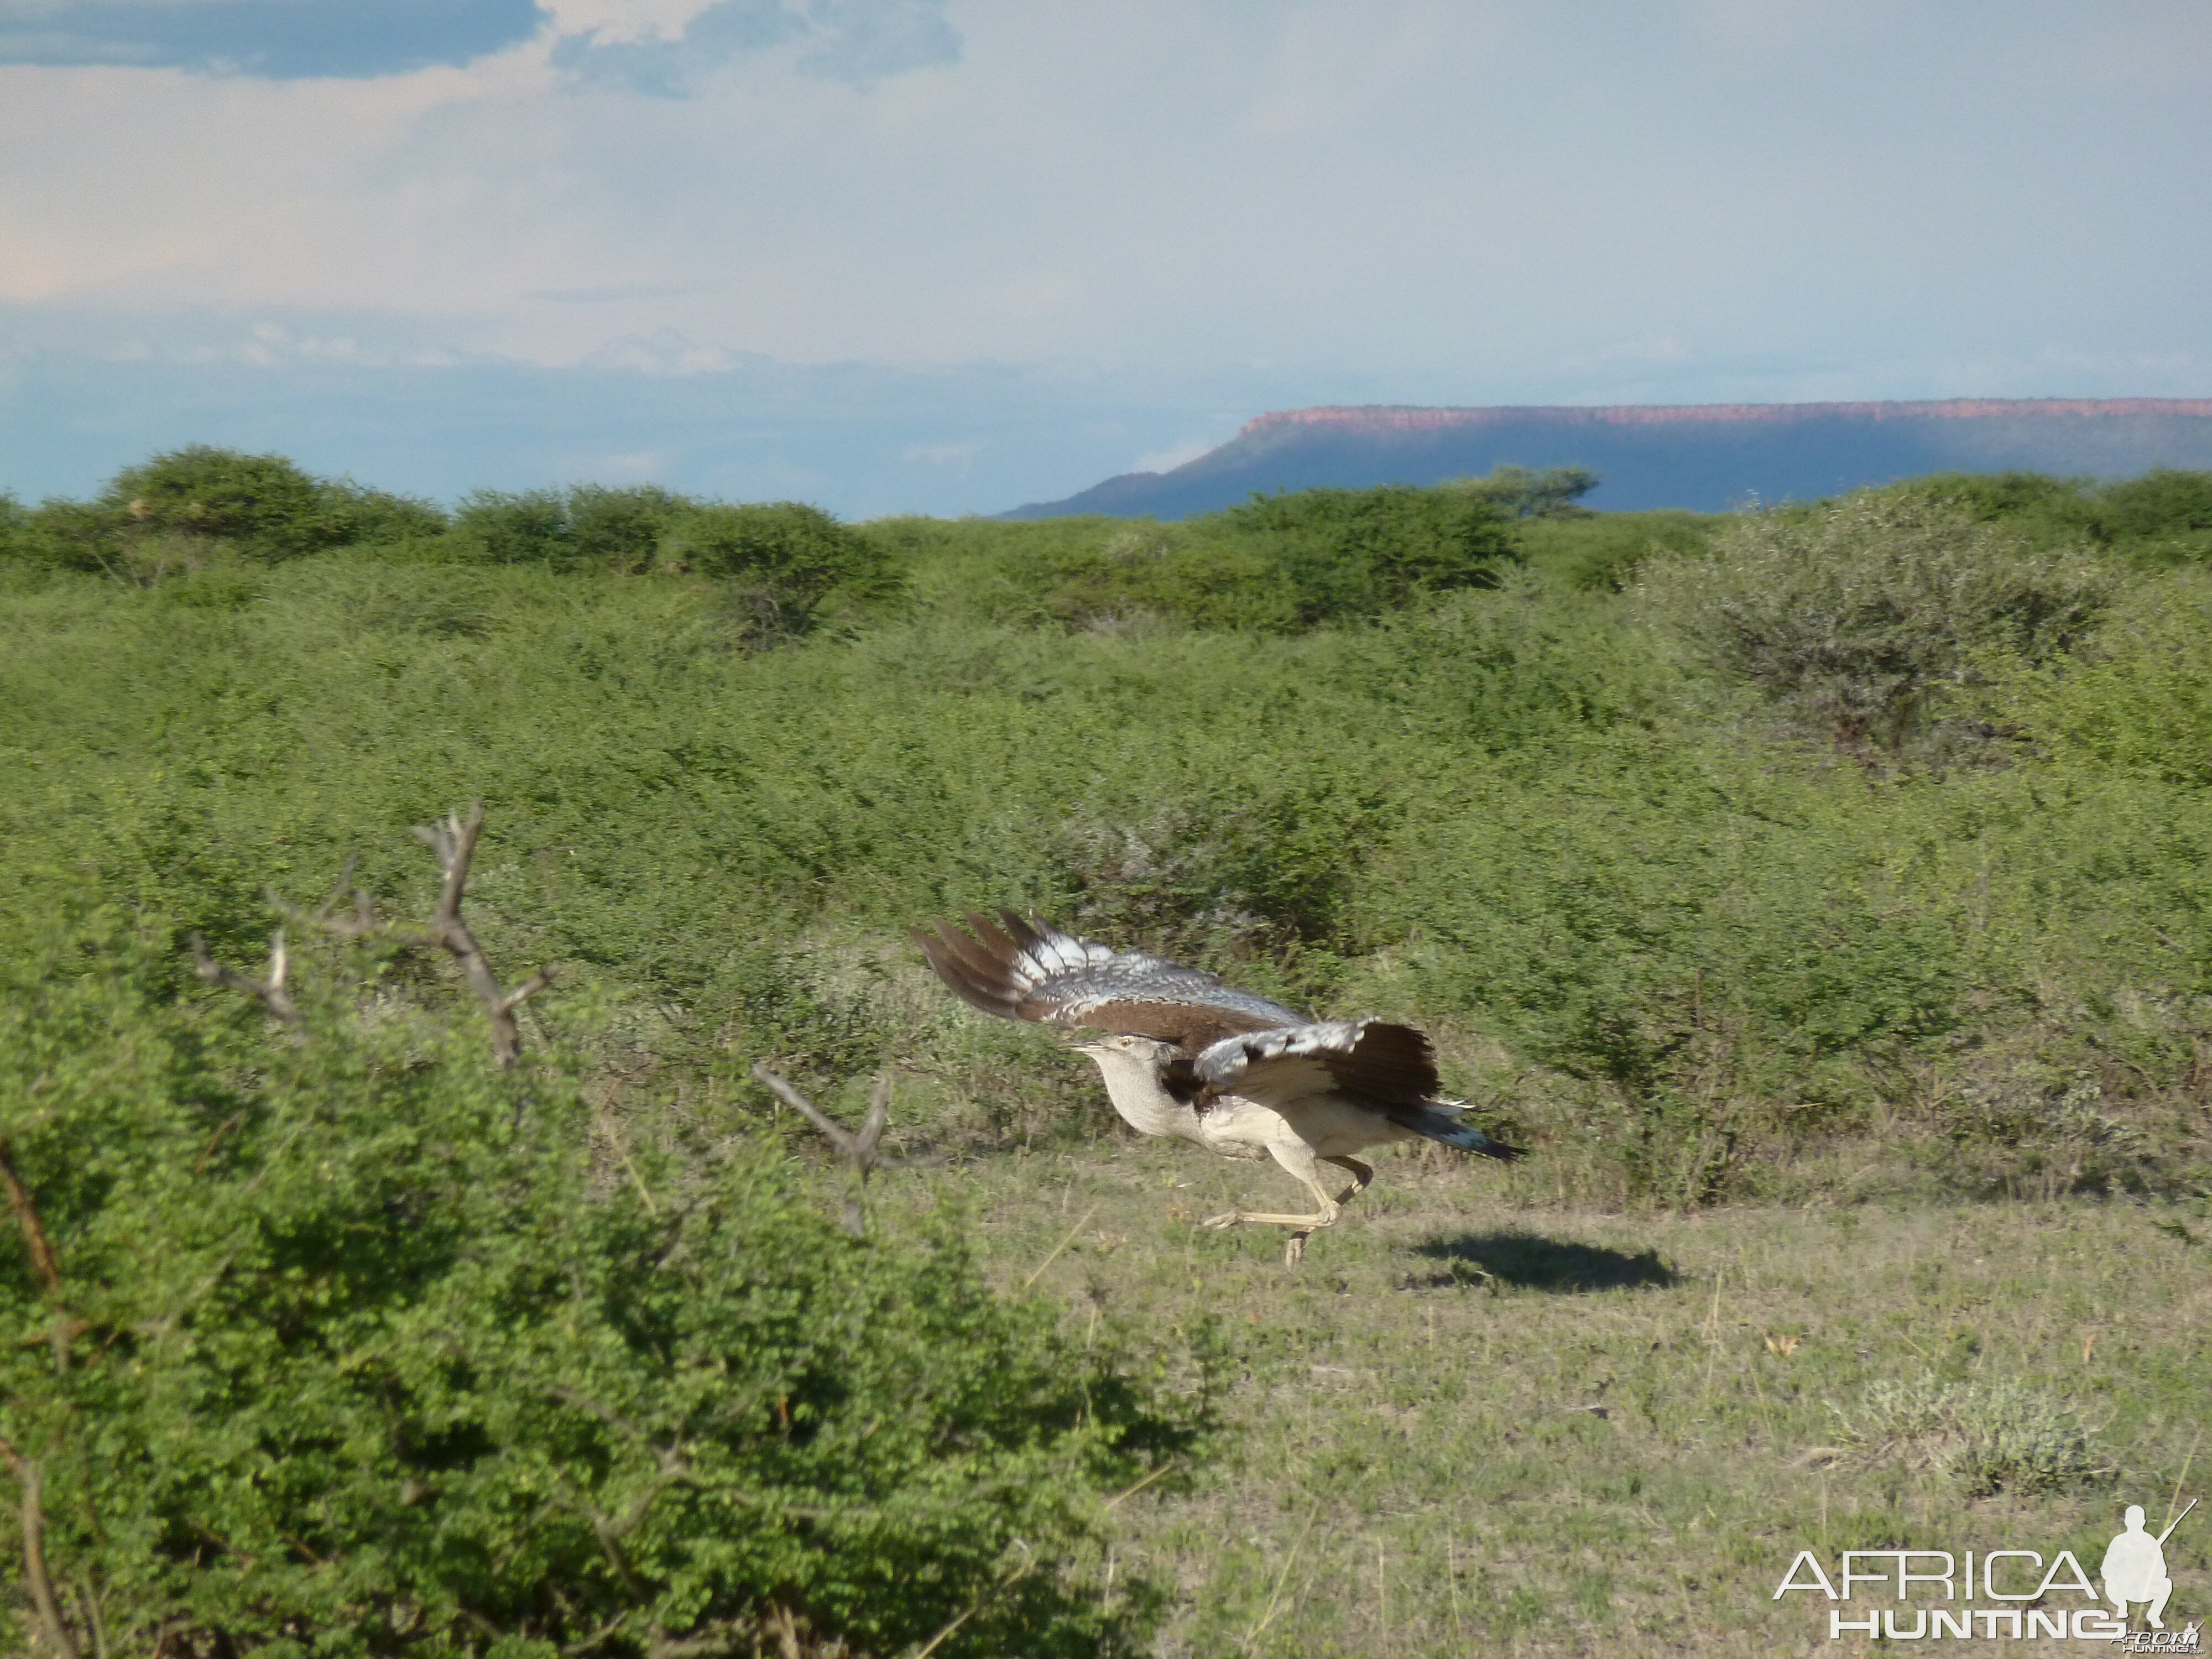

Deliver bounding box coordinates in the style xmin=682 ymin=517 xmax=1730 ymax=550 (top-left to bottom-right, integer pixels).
xmin=1773 ymin=1498 xmax=2199 ymax=1645
xmin=2106 ymin=1504 xmax=2185 ymax=1628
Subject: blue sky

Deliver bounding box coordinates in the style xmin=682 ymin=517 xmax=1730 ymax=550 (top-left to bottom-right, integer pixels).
xmin=3 ymin=1 xmax=2208 ymax=516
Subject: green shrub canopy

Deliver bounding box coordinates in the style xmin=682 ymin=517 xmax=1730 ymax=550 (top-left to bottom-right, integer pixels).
xmin=452 ymin=484 xmax=690 ymax=573
xmin=103 ymin=445 xmax=331 ymax=553
xmin=655 ymin=502 xmax=899 ymax=637
xmin=1209 ymin=483 xmax=1522 ymax=624
xmin=2095 ymin=467 xmax=2212 ymax=550
xmin=1636 ymin=489 xmax=2111 ymax=749
xmin=0 ymin=901 xmax=1199 ymax=1656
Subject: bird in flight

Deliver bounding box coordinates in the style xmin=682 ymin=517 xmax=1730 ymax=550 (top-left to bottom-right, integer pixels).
xmin=915 ymin=911 xmax=1522 ymax=1263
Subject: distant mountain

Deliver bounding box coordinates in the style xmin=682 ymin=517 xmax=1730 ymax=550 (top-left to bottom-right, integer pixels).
xmin=1000 ymin=398 xmax=2212 ymax=520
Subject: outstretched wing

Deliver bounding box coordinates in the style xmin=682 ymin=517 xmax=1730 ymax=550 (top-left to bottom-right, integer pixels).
xmin=1186 ymin=1019 xmax=1441 ymax=1110
xmin=914 ymin=911 xmax=1304 ymax=1049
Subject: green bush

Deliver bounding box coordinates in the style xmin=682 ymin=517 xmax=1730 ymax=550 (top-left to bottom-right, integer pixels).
xmin=2095 ymin=467 xmax=2212 ymax=562
xmin=0 ymin=493 xmax=46 ymax=586
xmin=1208 ymin=484 xmax=1521 ymax=624
xmin=1890 ymin=469 xmax=2099 ymax=546
xmin=0 ymin=888 xmax=1199 ymax=1656
xmin=452 ymin=487 xmax=573 ymax=565
xmin=1985 ymin=567 xmax=2212 ymax=787
xmin=452 ymin=484 xmax=691 ymax=572
xmin=102 ymin=445 xmax=331 ymax=556
xmin=856 ymin=491 xmax=1524 ymax=635
xmin=1514 ymin=509 xmax=1715 ymax=591
xmin=4 ymin=465 xmax=2210 ymax=1215
xmin=1015 ymin=524 xmax=1292 ymax=633
xmin=1636 ymin=489 xmax=2110 ymax=750
xmin=655 ymin=502 xmax=899 ymax=639
xmin=13 ymin=448 xmax=447 ymax=578
xmin=1855 ymin=467 xmax=2212 ymax=564
xmin=319 ymin=478 xmax=448 ymax=547
xmin=8 ymin=498 xmax=113 ymax=575
xmin=569 ymin=484 xmax=691 ymax=571
xmin=1446 ymin=463 xmax=1600 ymax=520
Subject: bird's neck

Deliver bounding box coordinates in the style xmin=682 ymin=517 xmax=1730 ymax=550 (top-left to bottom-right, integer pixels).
xmin=1085 ymin=1051 xmax=1203 ymax=1143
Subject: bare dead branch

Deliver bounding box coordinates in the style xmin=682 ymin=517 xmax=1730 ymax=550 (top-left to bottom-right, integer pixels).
xmin=750 ymin=1067 xmax=896 ymax=1171
xmin=255 ymin=816 xmax=554 ymax=1068
xmin=857 ymin=1072 xmax=890 ymax=1166
xmin=190 ymin=930 xmax=303 ymax=1030
xmin=410 ymin=803 xmax=556 ymax=1070
xmin=0 ymin=1440 xmax=81 ymax=1659
xmin=0 ymin=1140 xmax=81 ymax=1373
xmin=505 ymin=968 xmax=556 ymax=1012
xmin=752 ymin=1067 xmax=921 ymax=1237
xmin=0 ymin=1139 xmax=62 ymax=1299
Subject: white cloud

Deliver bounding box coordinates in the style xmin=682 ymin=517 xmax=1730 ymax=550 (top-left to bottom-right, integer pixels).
xmin=583 ymin=328 xmax=745 ymax=373
xmin=539 ymin=0 xmax=719 ymax=46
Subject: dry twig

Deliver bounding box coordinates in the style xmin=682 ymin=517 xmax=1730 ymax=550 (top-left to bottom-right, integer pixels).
xmin=0 ymin=1438 xmax=80 ymax=1659
xmin=752 ymin=1066 xmax=924 ymax=1236
xmin=244 ymin=805 xmax=555 ymax=1067
xmin=413 ymin=804 xmax=555 ymax=1070
xmin=0 ymin=1139 xmax=62 ymax=1300
xmin=0 ymin=1138 xmax=82 ymax=1372
xmin=190 ymin=929 xmax=303 ymax=1030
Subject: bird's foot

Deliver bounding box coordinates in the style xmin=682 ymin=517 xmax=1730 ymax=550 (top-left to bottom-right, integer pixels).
xmin=1285 ymin=1232 xmax=1310 ymax=1266
xmin=1201 ymin=1209 xmax=1246 ymax=1230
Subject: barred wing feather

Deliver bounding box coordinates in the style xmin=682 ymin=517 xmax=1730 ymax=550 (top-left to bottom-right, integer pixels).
xmin=1193 ymin=1020 xmax=1525 ymax=1159
xmin=914 ymin=911 xmax=1304 ymax=1048
xmin=1189 ymin=1019 xmax=1441 ymax=1110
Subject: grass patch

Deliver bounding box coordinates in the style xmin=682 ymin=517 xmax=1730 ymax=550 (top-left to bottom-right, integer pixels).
xmin=890 ymin=1141 xmax=2211 ymax=1655
xmin=1833 ymin=1374 xmax=2108 ymax=1496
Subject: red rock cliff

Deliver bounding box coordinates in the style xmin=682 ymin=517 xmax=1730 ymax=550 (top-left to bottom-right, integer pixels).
xmin=1239 ymin=398 xmax=2212 ymax=437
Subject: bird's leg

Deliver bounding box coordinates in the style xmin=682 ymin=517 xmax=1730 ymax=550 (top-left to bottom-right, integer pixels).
xmin=1281 ymin=1159 xmax=1374 ymax=1265
xmin=1201 ymin=1144 xmax=1370 ymax=1264
xmin=1199 ymin=1193 xmax=1339 ymax=1231
xmin=1201 ymin=1204 xmax=1338 ymax=1228
xmin=1323 ymin=1155 xmax=1373 ymax=1205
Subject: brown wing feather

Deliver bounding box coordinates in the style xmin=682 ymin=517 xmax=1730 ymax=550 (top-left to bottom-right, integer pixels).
xmin=1191 ymin=1019 xmax=1441 ymax=1110
xmin=913 ymin=926 xmax=1021 ymax=1019
xmin=1321 ymin=1021 xmax=1440 ymax=1105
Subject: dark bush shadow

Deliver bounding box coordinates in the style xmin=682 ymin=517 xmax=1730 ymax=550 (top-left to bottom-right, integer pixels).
xmin=1405 ymin=1230 xmax=1679 ymax=1293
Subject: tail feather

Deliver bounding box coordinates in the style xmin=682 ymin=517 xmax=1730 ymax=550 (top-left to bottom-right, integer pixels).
xmin=1384 ymin=1104 xmax=1525 ymax=1161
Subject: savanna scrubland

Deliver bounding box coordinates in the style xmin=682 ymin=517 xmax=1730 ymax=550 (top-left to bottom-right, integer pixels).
xmin=3 ymin=448 xmax=2211 ymax=1655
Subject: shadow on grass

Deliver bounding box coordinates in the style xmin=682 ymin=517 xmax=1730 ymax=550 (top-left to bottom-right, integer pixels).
xmin=1405 ymin=1230 xmax=1679 ymax=1293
